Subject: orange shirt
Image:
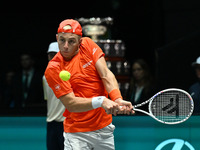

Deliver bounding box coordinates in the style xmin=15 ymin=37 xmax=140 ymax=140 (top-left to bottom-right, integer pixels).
xmin=45 ymin=37 xmax=112 ymax=133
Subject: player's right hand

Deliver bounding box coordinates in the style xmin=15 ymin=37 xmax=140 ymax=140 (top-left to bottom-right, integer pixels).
xmin=115 ymin=98 xmax=135 ymax=115
xmin=101 ymin=98 xmax=121 ymax=116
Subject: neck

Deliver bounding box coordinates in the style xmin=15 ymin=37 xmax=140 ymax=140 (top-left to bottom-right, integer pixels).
xmin=63 ymin=49 xmax=79 ymax=61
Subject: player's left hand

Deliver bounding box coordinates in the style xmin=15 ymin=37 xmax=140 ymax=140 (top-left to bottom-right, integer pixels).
xmin=115 ymin=98 xmax=135 ymax=115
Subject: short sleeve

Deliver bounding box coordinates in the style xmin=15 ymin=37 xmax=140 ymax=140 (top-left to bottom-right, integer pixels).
xmin=82 ymin=37 xmax=105 ymax=64
xmin=45 ymin=63 xmax=73 ymax=99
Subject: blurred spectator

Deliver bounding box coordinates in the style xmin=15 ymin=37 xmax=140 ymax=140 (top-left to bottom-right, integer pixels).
xmin=189 ymin=56 xmax=200 ymax=114
xmin=43 ymin=42 xmax=65 ymax=150
xmin=127 ymin=59 xmax=155 ymax=112
xmin=1 ymin=70 xmax=15 ymax=108
xmin=13 ymin=53 xmax=44 ymax=109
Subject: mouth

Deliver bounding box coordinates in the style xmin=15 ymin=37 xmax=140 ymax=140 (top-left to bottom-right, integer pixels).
xmin=62 ymin=50 xmax=69 ymax=53
xmin=61 ymin=51 xmax=70 ymax=56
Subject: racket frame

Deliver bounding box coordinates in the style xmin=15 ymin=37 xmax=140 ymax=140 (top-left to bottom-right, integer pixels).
xmin=133 ymin=88 xmax=194 ymax=124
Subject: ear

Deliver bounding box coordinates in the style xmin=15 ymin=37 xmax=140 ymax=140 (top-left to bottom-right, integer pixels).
xmin=56 ymin=34 xmax=58 ymax=41
xmin=79 ymin=37 xmax=82 ymax=45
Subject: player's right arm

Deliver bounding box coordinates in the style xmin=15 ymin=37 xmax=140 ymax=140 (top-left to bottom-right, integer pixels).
xmin=59 ymin=92 xmax=120 ymax=115
xmin=59 ymin=92 xmax=93 ymax=112
xmin=95 ymin=56 xmax=134 ymax=115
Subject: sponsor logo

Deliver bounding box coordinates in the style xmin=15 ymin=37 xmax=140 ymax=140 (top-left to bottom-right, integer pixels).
xmin=92 ymin=47 xmax=98 ymax=55
xmin=155 ymin=138 xmax=195 ymax=150
xmin=83 ymin=60 xmax=93 ymax=68
xmin=54 ymin=84 xmax=61 ymax=91
xmin=162 ymin=94 xmax=179 ymax=117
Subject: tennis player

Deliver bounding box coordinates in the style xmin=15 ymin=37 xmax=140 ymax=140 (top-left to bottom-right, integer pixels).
xmin=45 ymin=19 xmax=134 ymax=150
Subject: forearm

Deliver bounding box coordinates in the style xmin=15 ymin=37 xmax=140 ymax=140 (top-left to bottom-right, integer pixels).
xmin=59 ymin=93 xmax=93 ymax=112
xmin=100 ymin=69 xmax=123 ymax=101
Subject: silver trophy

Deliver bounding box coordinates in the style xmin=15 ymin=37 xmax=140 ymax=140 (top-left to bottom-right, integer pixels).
xmin=116 ymin=61 xmax=122 ymax=74
xmin=77 ymin=17 xmax=113 ymax=41
xmin=124 ymin=61 xmax=130 ymax=75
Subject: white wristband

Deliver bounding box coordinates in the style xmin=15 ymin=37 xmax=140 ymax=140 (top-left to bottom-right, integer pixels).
xmin=92 ymin=96 xmax=105 ymax=109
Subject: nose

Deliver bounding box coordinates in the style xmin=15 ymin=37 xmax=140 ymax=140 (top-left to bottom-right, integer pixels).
xmin=64 ymin=41 xmax=69 ymax=49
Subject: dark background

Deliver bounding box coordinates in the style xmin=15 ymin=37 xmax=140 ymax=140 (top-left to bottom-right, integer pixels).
xmin=1 ymin=0 xmax=200 ymax=91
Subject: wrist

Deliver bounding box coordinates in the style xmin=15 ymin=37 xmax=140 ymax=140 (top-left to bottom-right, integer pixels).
xmin=109 ymin=89 xmax=123 ymax=101
xmin=92 ymin=96 xmax=105 ymax=109
xmin=115 ymin=98 xmax=123 ymax=102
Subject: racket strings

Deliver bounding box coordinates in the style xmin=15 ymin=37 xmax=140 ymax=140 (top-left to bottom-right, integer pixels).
xmin=151 ymin=91 xmax=193 ymax=123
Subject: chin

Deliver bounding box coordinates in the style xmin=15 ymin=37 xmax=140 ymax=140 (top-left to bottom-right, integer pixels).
xmin=63 ymin=54 xmax=76 ymax=61
xmin=60 ymin=52 xmax=69 ymax=59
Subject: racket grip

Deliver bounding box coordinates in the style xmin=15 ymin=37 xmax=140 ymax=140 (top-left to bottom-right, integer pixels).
xmin=119 ymin=105 xmax=134 ymax=110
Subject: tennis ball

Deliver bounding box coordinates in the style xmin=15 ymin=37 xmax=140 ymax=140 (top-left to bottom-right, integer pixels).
xmin=59 ymin=70 xmax=71 ymax=81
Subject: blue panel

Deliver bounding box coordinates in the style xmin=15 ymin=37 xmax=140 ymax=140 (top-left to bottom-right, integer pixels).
xmin=0 ymin=117 xmax=46 ymax=150
xmin=0 ymin=116 xmax=199 ymax=150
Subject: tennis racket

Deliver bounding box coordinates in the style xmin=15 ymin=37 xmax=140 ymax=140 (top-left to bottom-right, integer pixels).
xmin=130 ymin=88 xmax=194 ymax=124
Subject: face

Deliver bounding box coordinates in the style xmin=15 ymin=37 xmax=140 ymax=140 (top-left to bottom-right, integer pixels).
xmin=132 ymin=63 xmax=144 ymax=81
xmin=20 ymin=54 xmax=34 ymax=70
xmin=56 ymin=33 xmax=81 ymax=61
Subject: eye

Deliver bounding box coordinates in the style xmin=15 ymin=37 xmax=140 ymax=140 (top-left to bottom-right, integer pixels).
xmin=68 ymin=39 xmax=75 ymax=45
xmin=59 ymin=38 xmax=65 ymax=43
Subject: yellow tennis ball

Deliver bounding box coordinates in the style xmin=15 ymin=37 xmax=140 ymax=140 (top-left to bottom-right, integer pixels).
xmin=59 ymin=70 xmax=71 ymax=81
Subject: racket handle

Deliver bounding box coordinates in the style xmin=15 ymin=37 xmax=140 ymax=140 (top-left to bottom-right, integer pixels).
xmin=119 ymin=106 xmax=135 ymax=112
xmin=120 ymin=106 xmax=135 ymax=110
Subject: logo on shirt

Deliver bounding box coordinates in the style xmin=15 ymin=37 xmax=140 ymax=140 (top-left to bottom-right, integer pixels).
xmin=83 ymin=60 xmax=93 ymax=68
xmin=92 ymin=47 xmax=98 ymax=55
xmin=54 ymin=84 xmax=61 ymax=91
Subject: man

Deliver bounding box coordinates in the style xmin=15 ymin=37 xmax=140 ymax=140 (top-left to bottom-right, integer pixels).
xmin=45 ymin=19 xmax=134 ymax=150
xmin=43 ymin=42 xmax=65 ymax=150
xmin=189 ymin=56 xmax=200 ymax=114
xmin=13 ymin=53 xmax=44 ymax=110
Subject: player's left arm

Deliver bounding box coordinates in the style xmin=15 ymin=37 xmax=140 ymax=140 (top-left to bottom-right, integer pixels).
xmin=95 ymin=56 xmax=134 ymax=114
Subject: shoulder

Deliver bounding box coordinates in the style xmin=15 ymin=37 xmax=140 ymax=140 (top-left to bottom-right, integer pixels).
xmin=46 ymin=52 xmax=62 ymax=70
xmin=80 ymin=37 xmax=97 ymax=49
xmin=42 ymin=75 xmax=46 ymax=81
xmin=80 ymin=37 xmax=103 ymax=53
xmin=81 ymin=37 xmax=94 ymax=44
